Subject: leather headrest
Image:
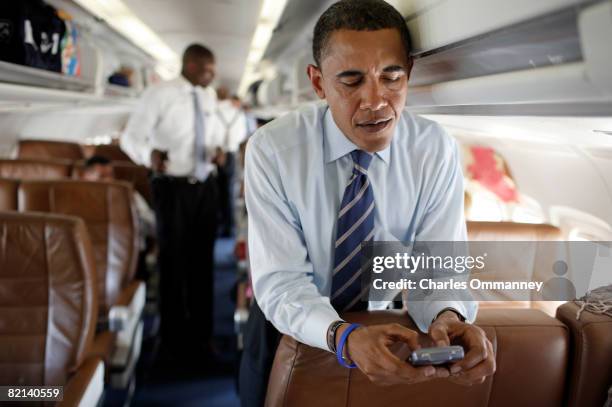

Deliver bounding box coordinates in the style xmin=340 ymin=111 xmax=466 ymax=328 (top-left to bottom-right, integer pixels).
xmin=91 ymin=144 xmax=134 ymax=163
xmin=467 ymin=221 xmax=562 ymax=241
xmin=0 ymin=159 xmax=71 ymax=180
xmin=18 ymin=139 xmax=84 ymax=161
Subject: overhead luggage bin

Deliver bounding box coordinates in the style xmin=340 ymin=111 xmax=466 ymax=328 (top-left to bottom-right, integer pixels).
xmin=403 ymin=0 xmax=612 ymax=113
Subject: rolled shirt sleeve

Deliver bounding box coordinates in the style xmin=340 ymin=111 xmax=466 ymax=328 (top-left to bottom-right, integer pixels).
xmin=245 ymin=132 xmax=340 ymax=351
xmin=120 ymin=87 xmax=159 ymax=166
xmin=407 ymin=131 xmax=478 ymax=332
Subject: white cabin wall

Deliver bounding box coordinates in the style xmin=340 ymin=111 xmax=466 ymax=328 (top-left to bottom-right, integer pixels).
xmin=442 ymin=119 xmax=612 ymax=235
xmin=0 ymin=103 xmax=133 ymax=157
xmin=500 ymin=144 xmax=612 ymax=226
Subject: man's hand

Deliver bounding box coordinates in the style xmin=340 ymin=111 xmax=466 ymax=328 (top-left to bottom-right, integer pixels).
xmin=429 ymin=310 xmax=496 ymax=386
xmin=150 ymin=149 xmax=168 ymax=173
xmin=338 ymin=323 xmax=449 ymax=386
xmin=213 ymin=147 xmax=227 ymax=167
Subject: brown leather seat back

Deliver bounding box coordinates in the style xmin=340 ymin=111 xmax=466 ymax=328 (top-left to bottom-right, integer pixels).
xmin=18 ymin=180 xmax=139 ymax=315
xmin=556 ymin=302 xmax=612 ymax=407
xmin=71 ymin=162 xmax=152 ymax=207
xmin=467 ymin=221 xmax=562 ymax=241
xmin=266 ymin=310 xmax=568 ymax=407
xmin=466 ymin=222 xmax=563 ymax=307
xmin=0 ymin=212 xmax=97 ymax=386
xmin=112 ymin=163 xmax=152 ymax=207
xmin=0 ymin=159 xmax=72 ymax=180
xmin=0 ymin=179 xmax=18 ymax=210
xmin=91 ymin=144 xmax=134 ymax=163
xmin=18 ymin=140 xmax=84 ymax=161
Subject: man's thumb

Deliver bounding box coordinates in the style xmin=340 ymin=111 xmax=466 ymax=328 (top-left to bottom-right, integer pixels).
xmin=429 ymin=325 xmax=450 ymax=347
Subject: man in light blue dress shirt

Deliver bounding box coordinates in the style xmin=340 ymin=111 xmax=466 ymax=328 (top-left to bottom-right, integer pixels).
xmin=240 ymin=1 xmax=495 ymax=404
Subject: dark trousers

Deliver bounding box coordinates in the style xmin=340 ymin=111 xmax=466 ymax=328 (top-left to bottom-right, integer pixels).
xmin=152 ymin=175 xmax=218 ymax=350
xmin=239 ymin=301 xmax=281 ymax=407
xmin=217 ymin=152 xmax=235 ymax=235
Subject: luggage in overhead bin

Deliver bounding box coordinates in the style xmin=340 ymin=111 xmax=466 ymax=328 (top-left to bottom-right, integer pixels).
xmin=58 ymin=9 xmax=80 ymax=76
xmin=0 ymin=0 xmax=66 ymax=72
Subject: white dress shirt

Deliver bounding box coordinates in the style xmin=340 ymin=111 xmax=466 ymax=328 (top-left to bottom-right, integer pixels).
xmin=245 ymin=102 xmax=477 ymax=351
xmin=121 ymin=76 xmax=224 ymax=178
xmin=216 ymin=99 xmax=248 ymax=153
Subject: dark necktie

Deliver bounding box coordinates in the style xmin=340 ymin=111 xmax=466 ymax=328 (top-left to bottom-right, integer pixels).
xmin=331 ymin=150 xmax=375 ymax=312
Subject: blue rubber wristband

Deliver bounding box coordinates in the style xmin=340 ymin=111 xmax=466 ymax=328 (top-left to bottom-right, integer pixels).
xmin=336 ymin=323 xmax=362 ymax=368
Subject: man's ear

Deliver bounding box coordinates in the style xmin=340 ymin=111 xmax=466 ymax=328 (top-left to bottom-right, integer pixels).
xmin=307 ymin=64 xmax=326 ymax=99
xmin=405 ymin=57 xmax=414 ymax=83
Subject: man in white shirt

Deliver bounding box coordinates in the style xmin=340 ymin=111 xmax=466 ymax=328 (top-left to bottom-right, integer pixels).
xmin=240 ymin=1 xmax=495 ymax=405
xmin=121 ymin=43 xmax=223 ymax=358
xmin=215 ymin=87 xmax=248 ymax=236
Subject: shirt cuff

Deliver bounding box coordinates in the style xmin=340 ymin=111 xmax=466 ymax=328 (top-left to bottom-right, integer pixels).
xmin=300 ymin=304 xmax=342 ymax=351
xmin=413 ymin=301 xmax=478 ymax=333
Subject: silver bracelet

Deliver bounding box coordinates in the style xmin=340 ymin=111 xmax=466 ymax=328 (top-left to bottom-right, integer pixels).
xmin=327 ymin=320 xmax=346 ymax=353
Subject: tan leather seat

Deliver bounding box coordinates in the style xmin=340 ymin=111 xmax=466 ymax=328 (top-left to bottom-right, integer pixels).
xmin=0 ymin=179 xmax=18 ymax=210
xmin=111 ymin=163 xmax=153 ymax=207
xmin=467 ymin=221 xmax=562 ymax=241
xmin=18 ymin=180 xmax=139 ymax=317
xmin=0 ymin=159 xmax=72 ymax=180
xmin=0 ymin=212 xmax=104 ymax=406
xmin=17 ymin=179 xmax=144 ymax=387
xmin=72 ymin=161 xmax=153 ymax=207
xmin=91 ymin=144 xmax=134 ymax=164
xmin=467 ymin=222 xmax=563 ymax=311
xmin=18 ymin=139 xmax=84 ymax=161
xmin=266 ymin=309 xmax=569 ymax=407
xmin=556 ymin=302 xmax=612 ymax=407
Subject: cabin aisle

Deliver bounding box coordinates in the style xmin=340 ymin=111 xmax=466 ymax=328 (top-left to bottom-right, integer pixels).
xmin=131 ymin=237 xmax=241 ymax=407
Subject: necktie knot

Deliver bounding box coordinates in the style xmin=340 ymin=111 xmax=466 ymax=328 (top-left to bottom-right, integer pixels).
xmin=350 ymin=150 xmax=373 ymax=173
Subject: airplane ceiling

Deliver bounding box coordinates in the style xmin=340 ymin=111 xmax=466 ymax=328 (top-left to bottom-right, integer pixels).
xmin=122 ymin=0 xmax=264 ymax=92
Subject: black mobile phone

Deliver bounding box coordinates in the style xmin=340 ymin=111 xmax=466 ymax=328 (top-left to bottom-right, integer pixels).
xmin=409 ymin=346 xmax=464 ymax=366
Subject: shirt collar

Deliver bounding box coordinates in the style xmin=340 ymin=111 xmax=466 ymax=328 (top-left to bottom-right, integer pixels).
xmin=176 ymin=75 xmax=217 ymax=113
xmin=323 ymin=106 xmax=390 ymax=165
xmin=176 ymin=74 xmax=196 ymax=91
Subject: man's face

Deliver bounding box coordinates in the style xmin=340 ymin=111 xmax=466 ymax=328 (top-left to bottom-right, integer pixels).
xmin=308 ymin=29 xmax=412 ymax=152
xmin=83 ymin=164 xmax=114 ymax=181
xmin=188 ymin=58 xmax=216 ymax=87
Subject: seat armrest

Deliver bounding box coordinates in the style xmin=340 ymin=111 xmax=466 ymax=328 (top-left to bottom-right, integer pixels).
xmin=115 ymin=280 xmax=144 ymax=308
xmin=58 ymin=358 xmax=104 ymax=407
xmin=108 ymin=280 xmax=146 ymax=332
xmin=88 ymin=330 xmax=116 ymax=368
xmin=109 ymin=281 xmax=146 ymax=370
xmin=108 ymin=306 xmax=130 ymax=332
xmin=556 ymin=301 xmax=612 ymax=407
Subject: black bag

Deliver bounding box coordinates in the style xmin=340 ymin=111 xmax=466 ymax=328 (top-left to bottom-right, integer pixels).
xmin=0 ymin=0 xmax=66 ymax=72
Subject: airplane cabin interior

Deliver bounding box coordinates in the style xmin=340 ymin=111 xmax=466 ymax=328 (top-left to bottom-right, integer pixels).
xmin=0 ymin=0 xmax=611 ymax=406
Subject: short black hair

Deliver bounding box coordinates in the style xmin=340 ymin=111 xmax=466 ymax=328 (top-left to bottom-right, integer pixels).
xmin=85 ymin=155 xmax=111 ymax=168
xmin=312 ymin=0 xmax=412 ymax=67
xmin=182 ymin=43 xmax=215 ymax=65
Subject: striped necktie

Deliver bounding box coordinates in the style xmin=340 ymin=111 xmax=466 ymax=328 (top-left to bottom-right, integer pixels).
xmin=331 ymin=150 xmax=375 ymax=312
xmin=192 ymin=89 xmax=208 ymax=181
